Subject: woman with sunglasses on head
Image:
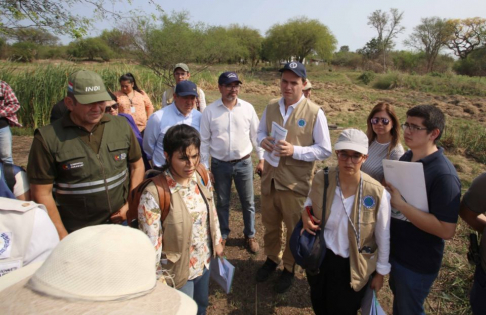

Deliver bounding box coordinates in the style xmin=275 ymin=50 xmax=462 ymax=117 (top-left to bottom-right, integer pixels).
xmin=302 ymin=129 xmax=391 ymax=315
xmin=138 ymin=124 xmax=223 ymax=315
xmin=361 ymin=102 xmax=404 ymax=183
xmin=114 ymin=73 xmax=154 ymax=132
xmin=106 ymin=92 xmax=151 ymax=170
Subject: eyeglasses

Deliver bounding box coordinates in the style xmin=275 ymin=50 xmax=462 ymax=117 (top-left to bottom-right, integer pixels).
xmin=401 ymin=123 xmax=428 ymax=133
xmin=370 ymin=117 xmax=390 ymax=125
xmin=337 ymin=151 xmax=365 ymax=164
xmin=224 ymin=84 xmax=241 ymax=91
xmin=105 ymin=103 xmax=119 ymax=112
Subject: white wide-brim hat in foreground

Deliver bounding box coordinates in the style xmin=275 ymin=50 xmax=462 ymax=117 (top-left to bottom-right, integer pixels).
xmin=0 ymin=225 xmax=197 ymax=315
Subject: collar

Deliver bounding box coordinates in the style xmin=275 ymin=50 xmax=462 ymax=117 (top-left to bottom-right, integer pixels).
xmin=278 ymin=94 xmax=305 ymax=109
xmin=170 ymin=103 xmax=194 ymax=118
xmin=418 ymin=147 xmax=443 ymax=165
xmin=164 ymin=169 xmax=198 ymax=194
xmin=216 ymin=98 xmax=240 ymax=108
xmin=61 ymin=112 xmax=111 ymax=130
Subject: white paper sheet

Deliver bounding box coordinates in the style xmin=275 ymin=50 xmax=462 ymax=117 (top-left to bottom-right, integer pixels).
xmin=263 ymin=122 xmax=288 ymax=167
xmin=209 ymin=257 xmax=235 ymax=294
xmin=382 ymin=159 xmax=429 ymax=221
xmin=361 ymin=287 xmax=386 ymax=315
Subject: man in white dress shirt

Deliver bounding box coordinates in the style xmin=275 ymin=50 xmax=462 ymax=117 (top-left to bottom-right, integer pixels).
xmin=143 ymin=81 xmax=202 ymax=169
xmin=200 ymin=72 xmax=264 ymax=254
xmin=255 ymin=61 xmax=332 ymax=293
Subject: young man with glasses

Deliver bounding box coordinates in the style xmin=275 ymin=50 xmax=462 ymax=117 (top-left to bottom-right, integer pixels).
xmin=386 ymin=105 xmax=461 ymax=314
xmin=256 ymin=62 xmax=332 ymax=293
xmin=200 ymin=72 xmax=264 ymax=254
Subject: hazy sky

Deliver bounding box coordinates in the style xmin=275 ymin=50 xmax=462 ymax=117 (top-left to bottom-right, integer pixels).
xmin=73 ymin=0 xmax=485 ymax=51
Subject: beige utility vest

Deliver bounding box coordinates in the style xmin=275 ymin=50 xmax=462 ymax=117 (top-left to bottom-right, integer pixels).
xmin=261 ymin=98 xmax=320 ymax=197
xmin=0 ymin=199 xmax=39 ymax=277
xmin=309 ymin=168 xmax=384 ymax=291
xmin=164 ymin=86 xmax=203 ymax=110
xmin=145 ymin=173 xmax=219 ymax=289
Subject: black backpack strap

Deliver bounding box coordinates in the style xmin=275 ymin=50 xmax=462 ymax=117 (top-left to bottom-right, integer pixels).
xmin=3 ymin=163 xmax=17 ymax=192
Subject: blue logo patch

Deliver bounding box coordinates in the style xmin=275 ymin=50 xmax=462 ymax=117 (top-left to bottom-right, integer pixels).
xmin=363 ymin=195 xmax=376 ymax=209
xmin=298 ymin=119 xmax=306 ymax=127
xmin=0 ymin=233 xmax=11 ymax=256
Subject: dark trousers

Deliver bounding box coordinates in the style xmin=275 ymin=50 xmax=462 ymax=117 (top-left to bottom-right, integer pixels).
xmin=306 ymin=250 xmax=367 ymax=315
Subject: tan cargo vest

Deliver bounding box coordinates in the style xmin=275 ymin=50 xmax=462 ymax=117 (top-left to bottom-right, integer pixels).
xmin=38 ymin=115 xmax=132 ymax=232
xmin=309 ymin=168 xmax=384 ymax=291
xmin=261 ymin=98 xmax=320 ymax=197
xmin=0 ymin=199 xmax=38 ymax=277
xmin=145 ymin=172 xmax=219 ymax=289
xmin=164 ymin=86 xmax=203 ymax=111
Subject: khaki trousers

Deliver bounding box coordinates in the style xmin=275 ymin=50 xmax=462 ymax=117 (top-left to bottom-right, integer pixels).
xmin=261 ymin=182 xmax=305 ymax=272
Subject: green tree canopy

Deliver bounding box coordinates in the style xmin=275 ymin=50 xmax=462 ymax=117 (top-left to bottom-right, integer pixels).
xmin=404 ymin=17 xmax=453 ymax=72
xmin=263 ymin=17 xmax=337 ymax=63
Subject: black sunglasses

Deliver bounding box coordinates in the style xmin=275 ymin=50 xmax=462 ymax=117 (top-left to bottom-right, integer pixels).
xmin=370 ymin=117 xmax=390 ymax=125
xmin=105 ymin=103 xmax=119 ymax=112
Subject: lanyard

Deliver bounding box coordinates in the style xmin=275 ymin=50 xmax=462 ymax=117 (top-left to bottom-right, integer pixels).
xmin=336 ymin=171 xmax=363 ymax=252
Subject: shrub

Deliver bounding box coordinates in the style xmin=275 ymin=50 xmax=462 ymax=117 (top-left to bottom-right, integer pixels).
xmin=357 ymin=71 xmax=375 ymax=85
xmin=373 ymin=72 xmax=401 ymax=89
xmin=8 ymin=42 xmax=37 ymax=62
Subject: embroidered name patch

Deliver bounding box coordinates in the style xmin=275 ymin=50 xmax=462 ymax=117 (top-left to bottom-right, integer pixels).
xmin=363 ymin=195 xmax=376 ymax=209
xmin=62 ymin=162 xmax=84 ymax=170
xmin=298 ymin=119 xmax=306 ymax=127
xmin=114 ymin=153 xmax=127 ymax=161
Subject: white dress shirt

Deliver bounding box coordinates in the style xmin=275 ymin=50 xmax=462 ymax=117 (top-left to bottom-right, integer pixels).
xmin=161 ymin=89 xmax=207 ymax=112
xmin=304 ymin=186 xmax=392 ymax=275
xmin=256 ymin=95 xmax=332 ymax=162
xmin=200 ymin=98 xmax=264 ymax=168
xmin=143 ymin=103 xmax=202 ymax=168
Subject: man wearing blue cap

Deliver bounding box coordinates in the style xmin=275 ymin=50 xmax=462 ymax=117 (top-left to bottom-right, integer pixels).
xmin=256 ymin=61 xmax=332 ymax=293
xmin=200 ymin=72 xmax=264 ymax=254
xmin=144 ymin=80 xmax=202 ymax=169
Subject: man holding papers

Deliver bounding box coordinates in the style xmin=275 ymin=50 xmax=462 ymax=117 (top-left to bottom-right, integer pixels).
xmin=256 ymin=61 xmax=331 ymax=293
xmin=386 ymin=105 xmax=461 ymax=315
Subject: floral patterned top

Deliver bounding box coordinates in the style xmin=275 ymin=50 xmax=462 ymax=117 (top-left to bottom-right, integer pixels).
xmin=138 ymin=170 xmax=222 ymax=280
xmin=115 ymin=90 xmax=154 ymax=132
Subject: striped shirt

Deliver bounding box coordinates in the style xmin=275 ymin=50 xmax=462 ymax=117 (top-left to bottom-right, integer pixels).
xmin=361 ymin=140 xmax=405 ymax=182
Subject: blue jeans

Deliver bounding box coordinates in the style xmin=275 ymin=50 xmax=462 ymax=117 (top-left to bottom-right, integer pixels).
xmin=0 ymin=126 xmax=13 ymax=164
xmin=179 ymin=267 xmax=210 ymax=315
xmin=471 ymin=265 xmax=486 ymax=315
xmin=389 ymin=258 xmax=438 ymax=315
xmin=211 ymin=157 xmax=256 ymax=239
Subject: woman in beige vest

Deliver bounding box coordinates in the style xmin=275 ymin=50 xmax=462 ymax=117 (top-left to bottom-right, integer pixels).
xmin=138 ymin=124 xmax=223 ymax=315
xmin=114 ymin=73 xmax=154 ymax=132
xmin=301 ymin=129 xmax=391 ymax=315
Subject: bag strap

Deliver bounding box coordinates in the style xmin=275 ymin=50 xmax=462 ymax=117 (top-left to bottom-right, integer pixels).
xmin=320 ymin=167 xmax=330 ymax=230
xmin=151 ymin=174 xmax=171 ymax=222
xmin=196 ymin=163 xmax=209 ymax=186
xmin=3 ymin=163 xmax=17 ymax=192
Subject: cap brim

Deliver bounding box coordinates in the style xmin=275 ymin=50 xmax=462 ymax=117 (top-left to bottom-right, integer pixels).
xmin=334 ymin=142 xmax=368 ymax=155
xmin=0 ymin=271 xmax=197 ymax=315
xmin=222 ymin=78 xmax=242 ymax=85
xmin=279 ymin=68 xmax=305 ymax=78
xmin=177 ymin=92 xmax=199 ymax=97
xmin=74 ymin=91 xmax=112 ymax=104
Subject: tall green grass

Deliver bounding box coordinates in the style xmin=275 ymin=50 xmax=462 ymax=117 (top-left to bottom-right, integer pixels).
xmin=371 ymin=71 xmax=486 ymax=96
xmin=440 ymin=119 xmax=486 ymax=164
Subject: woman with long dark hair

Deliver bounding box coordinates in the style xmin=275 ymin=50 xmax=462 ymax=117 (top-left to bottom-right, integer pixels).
xmin=361 ymin=102 xmax=404 ymax=183
xmin=115 ymin=73 xmax=154 ymax=132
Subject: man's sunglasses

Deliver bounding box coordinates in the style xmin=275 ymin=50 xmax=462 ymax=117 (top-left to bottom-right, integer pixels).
xmin=105 ymin=103 xmax=119 ymax=112
xmin=370 ymin=117 xmax=390 ymax=125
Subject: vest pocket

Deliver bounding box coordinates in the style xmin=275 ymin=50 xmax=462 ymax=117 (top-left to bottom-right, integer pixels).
xmin=107 ymin=141 xmax=130 ymax=169
xmin=55 ymin=151 xmax=88 ymax=179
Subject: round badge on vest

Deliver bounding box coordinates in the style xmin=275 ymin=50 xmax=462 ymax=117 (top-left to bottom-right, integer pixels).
xmin=363 ymin=195 xmax=376 ymax=209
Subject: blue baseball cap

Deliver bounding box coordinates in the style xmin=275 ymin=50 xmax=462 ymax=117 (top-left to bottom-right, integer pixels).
xmin=218 ymin=72 xmax=242 ymax=85
xmin=279 ymin=61 xmax=307 ymax=79
xmin=175 ymin=80 xmax=198 ymax=97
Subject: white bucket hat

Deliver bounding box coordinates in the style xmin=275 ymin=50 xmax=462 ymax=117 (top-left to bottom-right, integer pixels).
xmin=0 ymin=225 xmax=196 ymax=315
xmin=334 ymin=129 xmax=369 ymax=155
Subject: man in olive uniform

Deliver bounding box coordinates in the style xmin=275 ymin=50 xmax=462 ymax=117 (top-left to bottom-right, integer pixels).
xmin=27 ymin=70 xmax=144 ymax=240
xmin=161 ymin=63 xmax=207 ymax=112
